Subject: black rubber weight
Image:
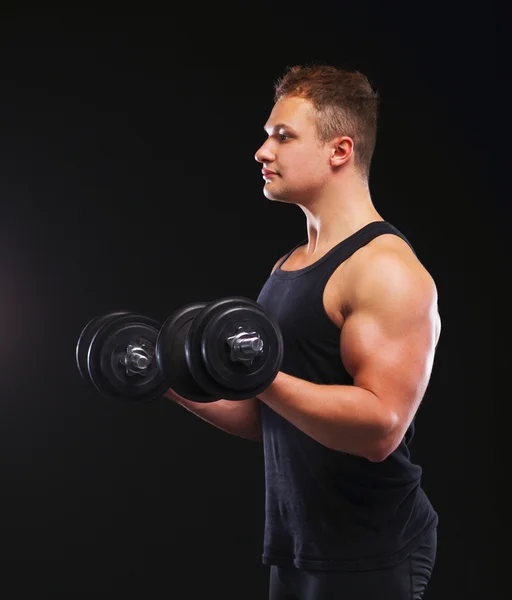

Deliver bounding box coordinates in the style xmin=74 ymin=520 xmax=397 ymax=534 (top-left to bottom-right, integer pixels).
xmin=76 ymin=311 xmax=131 ymax=383
xmin=202 ymin=303 xmax=283 ymax=394
xmin=87 ymin=313 xmax=167 ymax=402
xmin=156 ymin=303 xmax=219 ymax=403
xmin=185 ymin=297 xmax=283 ymax=400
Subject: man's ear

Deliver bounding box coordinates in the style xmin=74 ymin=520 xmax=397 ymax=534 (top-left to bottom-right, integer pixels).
xmin=330 ymin=136 xmax=354 ymax=167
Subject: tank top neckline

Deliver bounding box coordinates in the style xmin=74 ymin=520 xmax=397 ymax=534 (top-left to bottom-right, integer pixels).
xmin=274 ymin=220 xmax=389 ymax=278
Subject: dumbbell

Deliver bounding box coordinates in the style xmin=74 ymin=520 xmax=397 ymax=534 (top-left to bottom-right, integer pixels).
xmin=75 ymin=310 xmax=168 ymax=402
xmin=156 ymin=296 xmax=283 ymax=402
xmin=75 ymin=297 xmax=283 ymax=403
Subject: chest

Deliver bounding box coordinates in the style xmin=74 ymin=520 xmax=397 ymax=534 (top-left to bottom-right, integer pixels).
xmin=277 ymin=255 xmax=348 ymax=330
xmin=258 ymin=274 xmax=346 ymax=341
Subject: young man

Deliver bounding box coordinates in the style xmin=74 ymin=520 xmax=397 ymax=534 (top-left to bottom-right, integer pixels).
xmin=165 ymin=64 xmax=441 ymax=599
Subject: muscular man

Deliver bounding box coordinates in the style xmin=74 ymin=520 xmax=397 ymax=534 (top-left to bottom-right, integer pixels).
xmin=165 ymin=64 xmax=441 ymax=600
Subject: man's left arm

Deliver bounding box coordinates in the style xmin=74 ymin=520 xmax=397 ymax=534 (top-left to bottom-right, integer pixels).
xmin=257 ymin=252 xmax=441 ymax=462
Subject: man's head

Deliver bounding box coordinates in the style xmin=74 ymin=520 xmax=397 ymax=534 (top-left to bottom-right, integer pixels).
xmin=255 ymin=64 xmax=379 ymax=203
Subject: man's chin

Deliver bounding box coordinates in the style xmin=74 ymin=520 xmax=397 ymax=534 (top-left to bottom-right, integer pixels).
xmin=263 ymin=185 xmax=287 ymax=202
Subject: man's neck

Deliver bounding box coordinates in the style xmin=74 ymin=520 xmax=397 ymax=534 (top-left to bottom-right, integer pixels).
xmin=298 ymin=181 xmax=383 ymax=255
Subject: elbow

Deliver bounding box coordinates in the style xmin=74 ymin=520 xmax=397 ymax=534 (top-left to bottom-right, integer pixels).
xmin=366 ymin=412 xmax=402 ymax=463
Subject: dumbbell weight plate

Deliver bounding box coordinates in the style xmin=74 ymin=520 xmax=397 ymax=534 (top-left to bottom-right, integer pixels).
xmin=87 ymin=313 xmax=168 ymax=402
xmin=202 ymin=301 xmax=283 ymax=396
xmin=185 ymin=297 xmax=283 ymax=400
xmin=155 ymin=303 xmax=220 ymax=403
xmin=76 ymin=311 xmax=131 ymax=383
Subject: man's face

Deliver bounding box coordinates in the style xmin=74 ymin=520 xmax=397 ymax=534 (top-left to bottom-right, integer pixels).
xmin=254 ymin=96 xmax=333 ymax=203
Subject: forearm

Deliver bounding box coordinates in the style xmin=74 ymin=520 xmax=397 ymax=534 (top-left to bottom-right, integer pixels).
xmin=164 ymin=390 xmax=263 ymax=442
xmin=257 ymin=372 xmax=398 ymax=461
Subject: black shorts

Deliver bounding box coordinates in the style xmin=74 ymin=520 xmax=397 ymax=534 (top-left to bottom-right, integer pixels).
xmin=269 ymin=528 xmax=437 ymax=600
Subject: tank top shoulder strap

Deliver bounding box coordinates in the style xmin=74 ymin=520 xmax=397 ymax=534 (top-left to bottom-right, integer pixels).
xmin=350 ymin=221 xmax=416 ymax=255
xmin=319 ymin=221 xmax=417 ymax=280
xmin=276 ymin=221 xmax=415 ymax=272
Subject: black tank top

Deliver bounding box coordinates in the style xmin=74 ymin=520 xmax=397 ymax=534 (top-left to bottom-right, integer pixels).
xmin=256 ymin=221 xmax=438 ymax=571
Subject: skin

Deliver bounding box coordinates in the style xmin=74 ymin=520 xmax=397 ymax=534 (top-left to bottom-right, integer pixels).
xmin=251 ymin=96 xmax=441 ymax=462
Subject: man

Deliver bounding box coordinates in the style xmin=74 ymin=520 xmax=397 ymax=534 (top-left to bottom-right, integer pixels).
xmin=165 ymin=64 xmax=441 ymax=599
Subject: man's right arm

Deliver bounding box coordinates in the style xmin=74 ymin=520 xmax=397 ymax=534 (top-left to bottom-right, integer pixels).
xmin=163 ymin=254 xmax=286 ymax=443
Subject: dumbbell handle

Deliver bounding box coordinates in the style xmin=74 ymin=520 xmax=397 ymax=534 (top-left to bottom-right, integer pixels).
xmin=121 ymin=330 xmax=264 ymax=376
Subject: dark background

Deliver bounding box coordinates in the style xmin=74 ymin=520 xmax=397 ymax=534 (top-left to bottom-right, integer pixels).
xmin=0 ymin=6 xmax=506 ymax=599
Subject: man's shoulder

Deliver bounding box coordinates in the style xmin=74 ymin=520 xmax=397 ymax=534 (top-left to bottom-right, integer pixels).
xmin=343 ymin=233 xmax=437 ymax=308
xmin=357 ymin=232 xmax=431 ymax=277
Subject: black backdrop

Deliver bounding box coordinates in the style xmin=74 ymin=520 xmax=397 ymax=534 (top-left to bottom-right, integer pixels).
xmin=0 ymin=6 xmax=505 ymax=599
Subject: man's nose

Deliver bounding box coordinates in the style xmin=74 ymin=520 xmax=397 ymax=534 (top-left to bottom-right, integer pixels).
xmin=254 ymin=140 xmax=275 ymax=164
